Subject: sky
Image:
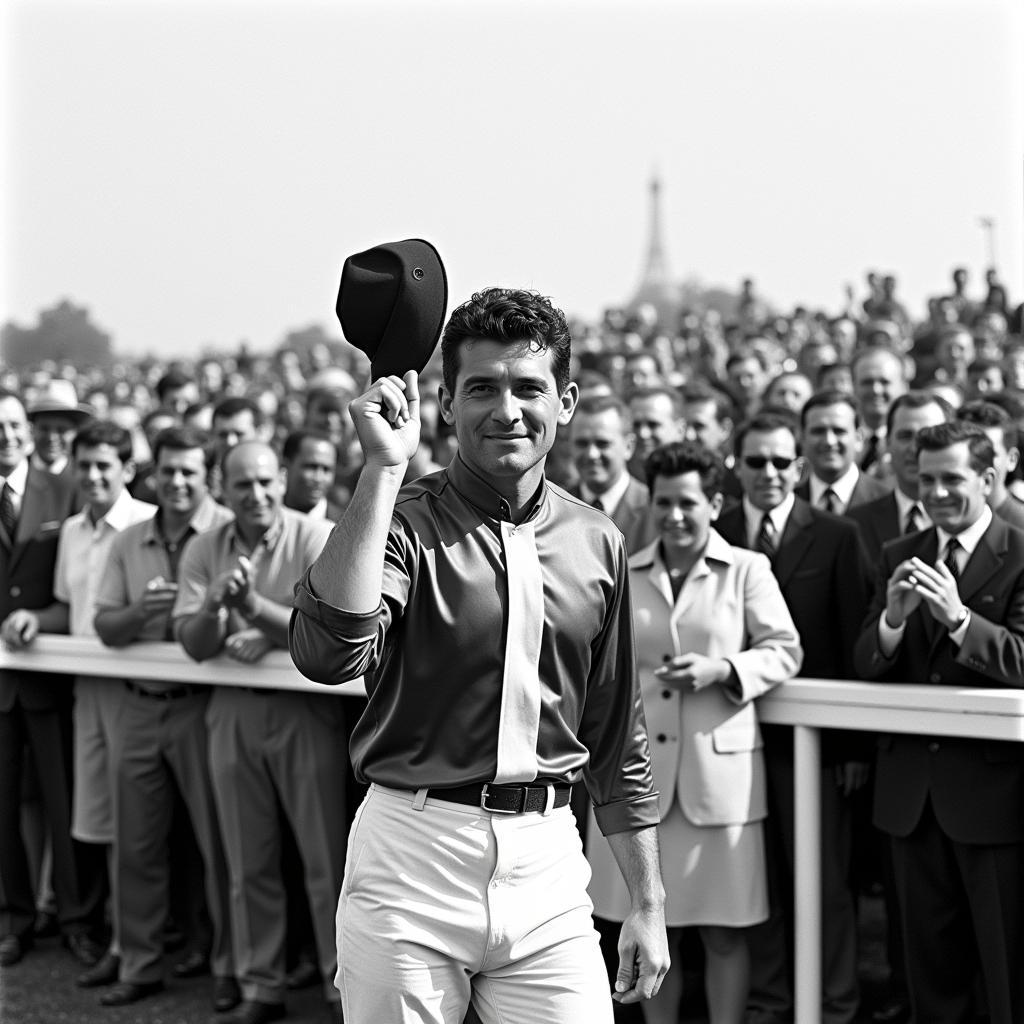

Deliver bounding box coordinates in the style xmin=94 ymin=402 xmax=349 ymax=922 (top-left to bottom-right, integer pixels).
xmin=2 ymin=0 xmax=1022 ymax=359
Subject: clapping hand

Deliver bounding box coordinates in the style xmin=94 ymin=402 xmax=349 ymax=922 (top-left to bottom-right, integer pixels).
xmin=886 ymin=557 xmax=965 ymax=631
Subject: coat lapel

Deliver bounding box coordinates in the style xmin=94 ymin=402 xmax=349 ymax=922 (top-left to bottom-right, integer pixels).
xmin=956 ymin=517 xmax=1008 ymax=605
xmin=772 ymin=498 xmax=815 ymax=588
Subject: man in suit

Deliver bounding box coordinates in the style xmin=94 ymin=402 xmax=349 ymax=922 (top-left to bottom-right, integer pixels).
xmin=796 ymin=390 xmax=891 ymax=514
xmin=848 ymin=393 xmax=954 ymax=565
xmin=716 ymin=411 xmax=871 ymax=1024
xmin=957 ymin=401 xmax=1024 ymax=531
xmin=568 ymin=395 xmax=656 ymax=555
xmin=852 ymin=347 xmax=908 ymax=473
xmin=854 ymin=420 xmax=1024 ymax=1024
xmin=0 ymin=389 xmax=106 ymax=969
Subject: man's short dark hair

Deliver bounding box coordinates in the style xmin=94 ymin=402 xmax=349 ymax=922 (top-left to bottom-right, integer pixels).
xmin=680 ymin=383 xmax=735 ymax=424
xmin=573 ymin=394 xmax=629 ymax=423
xmin=733 ymin=411 xmax=800 ymax=457
xmin=212 ymin=396 xmax=264 ymax=426
xmin=72 ymin=420 xmax=133 ymax=463
xmin=628 ymin=385 xmax=682 ymax=416
xmin=958 ymin=400 xmax=1019 ymax=449
xmin=644 ymin=441 xmax=724 ymax=497
xmin=155 ymin=367 xmax=194 ymax=401
xmin=915 ymin=421 xmax=994 ymax=473
xmin=441 ymin=288 xmax=572 ymax=397
xmin=282 ymin=429 xmax=338 ymax=463
xmin=851 ymin=344 xmax=904 ymax=377
xmin=725 ymin=349 xmax=767 ymax=373
xmin=885 ymin=390 xmax=954 ymax=435
xmin=799 ymin=390 xmax=860 ymax=430
xmin=152 ymin=425 xmax=215 ymax=470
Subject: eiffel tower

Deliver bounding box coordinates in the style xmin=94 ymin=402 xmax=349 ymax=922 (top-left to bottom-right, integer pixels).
xmin=627 ymin=173 xmax=680 ymax=329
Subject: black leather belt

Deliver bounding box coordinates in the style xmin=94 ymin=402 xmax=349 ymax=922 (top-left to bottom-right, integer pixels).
xmin=125 ymin=680 xmax=203 ymax=701
xmin=427 ymin=782 xmax=572 ymax=814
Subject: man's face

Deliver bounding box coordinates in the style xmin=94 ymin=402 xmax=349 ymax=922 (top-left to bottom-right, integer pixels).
xmin=968 ymin=366 xmax=1004 ymax=396
xmin=305 ymin=399 xmax=347 ymax=448
xmin=736 ymin=428 xmax=802 ymax=513
xmin=918 ymin=442 xmax=993 ymax=535
xmin=438 ymin=339 xmax=576 ymax=485
xmin=624 ymin=354 xmax=661 ymax=391
xmin=73 ymin=443 xmax=133 ymax=516
xmin=727 ymin=357 xmax=767 ymax=404
xmin=937 ymin=332 xmax=975 ymax=377
xmin=31 ymin=413 xmax=78 ymax=467
xmin=162 ymin=383 xmax=199 ymax=416
xmin=802 ymin=402 xmax=862 ymax=484
xmin=764 ymin=374 xmax=813 ymax=415
xmin=888 ymin=402 xmax=948 ymax=495
xmin=223 ymin=443 xmax=285 ymax=535
xmin=0 ymin=396 xmax=32 ymax=475
xmin=212 ymin=410 xmax=259 ymax=456
xmin=630 ymin=394 xmax=682 ymax=462
xmin=979 ymin=425 xmax=1019 ymax=488
xmin=682 ymin=400 xmax=730 ymax=453
xmin=155 ymin=446 xmax=209 ymax=517
xmin=285 ymin=438 xmax=337 ymax=510
xmin=1005 ymin=351 xmax=1024 ymax=392
xmin=569 ymin=409 xmax=634 ymax=495
xmin=854 ymin=352 xmax=906 ymax=428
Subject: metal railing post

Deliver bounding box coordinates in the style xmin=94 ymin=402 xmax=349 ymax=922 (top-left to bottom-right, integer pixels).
xmin=792 ymin=723 xmax=822 ymax=1024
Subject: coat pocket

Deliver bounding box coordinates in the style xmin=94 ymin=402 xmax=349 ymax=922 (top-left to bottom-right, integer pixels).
xmin=712 ymin=718 xmax=762 ymax=753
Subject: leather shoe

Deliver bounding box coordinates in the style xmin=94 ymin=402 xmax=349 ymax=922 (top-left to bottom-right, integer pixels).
xmin=99 ymin=979 xmax=164 ymax=1006
xmin=214 ymin=999 xmax=286 ymax=1024
xmin=0 ymin=934 xmax=32 ymax=966
xmin=64 ymin=931 xmax=105 ymax=967
xmin=77 ymin=952 xmax=121 ymax=988
xmin=212 ymin=976 xmax=242 ymax=1013
xmin=872 ymin=997 xmax=911 ymax=1023
xmin=174 ymin=948 xmax=211 ymax=978
xmin=33 ymin=910 xmax=60 ymax=939
xmin=285 ymin=959 xmax=319 ymax=990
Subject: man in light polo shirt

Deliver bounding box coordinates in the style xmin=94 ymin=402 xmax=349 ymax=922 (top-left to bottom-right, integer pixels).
xmin=174 ymin=441 xmax=346 ymax=1024
xmin=92 ymin=426 xmax=236 ymax=1010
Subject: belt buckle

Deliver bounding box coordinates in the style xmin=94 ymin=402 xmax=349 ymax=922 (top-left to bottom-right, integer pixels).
xmin=480 ymin=783 xmax=522 ymax=814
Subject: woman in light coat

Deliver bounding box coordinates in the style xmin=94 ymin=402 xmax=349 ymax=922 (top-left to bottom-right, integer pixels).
xmin=587 ymin=442 xmax=801 ymax=1024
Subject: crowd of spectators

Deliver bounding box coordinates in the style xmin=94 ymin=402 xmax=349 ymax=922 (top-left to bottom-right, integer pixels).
xmin=0 ymin=263 xmax=1022 ymax=1024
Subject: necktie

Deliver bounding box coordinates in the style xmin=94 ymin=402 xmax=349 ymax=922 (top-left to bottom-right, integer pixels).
xmin=822 ymin=488 xmax=839 ymax=515
xmin=861 ymin=434 xmax=880 ymax=471
xmin=757 ymin=513 xmax=777 ymax=560
xmin=590 ymin=496 xmax=605 ymax=513
xmin=0 ymin=481 xmax=17 ymax=541
xmin=903 ymin=505 xmax=920 ymax=535
xmin=944 ymin=538 xmax=961 ymax=580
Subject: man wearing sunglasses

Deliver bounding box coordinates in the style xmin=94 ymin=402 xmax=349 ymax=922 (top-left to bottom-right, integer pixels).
xmin=716 ymin=411 xmax=872 ymax=1024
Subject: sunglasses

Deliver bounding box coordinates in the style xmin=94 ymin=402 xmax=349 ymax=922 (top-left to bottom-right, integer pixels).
xmin=742 ymin=455 xmax=798 ymax=471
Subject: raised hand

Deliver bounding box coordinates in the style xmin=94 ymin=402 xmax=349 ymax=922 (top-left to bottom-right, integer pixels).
xmin=348 ymin=371 xmax=421 ymax=469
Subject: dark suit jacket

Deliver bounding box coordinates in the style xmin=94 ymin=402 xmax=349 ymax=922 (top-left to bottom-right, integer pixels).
xmin=0 ymin=466 xmax=77 ymax=712
xmin=717 ymin=497 xmax=873 ymax=762
xmin=847 ymin=492 xmax=902 ymax=566
xmin=853 ymin=517 xmax=1024 ymax=844
xmin=569 ymin=476 xmax=656 ymax=555
xmin=796 ymin=468 xmax=891 ymax=513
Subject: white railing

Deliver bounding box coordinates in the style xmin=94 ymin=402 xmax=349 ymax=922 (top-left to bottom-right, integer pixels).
xmin=3 ymin=637 xmax=1023 ymax=1024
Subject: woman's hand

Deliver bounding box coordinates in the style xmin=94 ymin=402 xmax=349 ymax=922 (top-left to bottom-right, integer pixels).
xmin=655 ymin=653 xmax=731 ymax=693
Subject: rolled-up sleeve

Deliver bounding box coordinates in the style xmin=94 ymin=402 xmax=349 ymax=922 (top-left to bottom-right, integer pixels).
xmin=578 ymin=540 xmax=660 ymax=837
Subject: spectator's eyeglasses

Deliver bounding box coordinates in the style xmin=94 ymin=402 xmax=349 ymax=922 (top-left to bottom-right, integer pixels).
xmin=742 ymin=455 xmax=797 ymax=471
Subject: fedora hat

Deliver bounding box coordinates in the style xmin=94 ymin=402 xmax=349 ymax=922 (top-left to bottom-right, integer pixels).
xmin=336 ymin=238 xmax=447 ymax=381
xmin=26 ymin=379 xmax=95 ymax=423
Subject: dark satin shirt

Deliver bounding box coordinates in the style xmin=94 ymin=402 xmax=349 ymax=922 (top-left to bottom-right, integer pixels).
xmin=289 ymin=455 xmax=659 ymax=837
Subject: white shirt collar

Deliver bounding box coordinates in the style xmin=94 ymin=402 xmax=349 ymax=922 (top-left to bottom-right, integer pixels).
xmin=0 ymin=458 xmax=29 ymax=495
xmin=891 ymin=487 xmax=931 ymax=531
xmin=808 ymin=463 xmax=859 ymax=512
xmin=581 ymin=470 xmax=632 ymax=517
xmin=742 ymin=492 xmax=795 ymax=548
xmin=936 ymin=504 xmax=993 ymax=564
xmin=89 ymin=488 xmax=142 ymax=532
